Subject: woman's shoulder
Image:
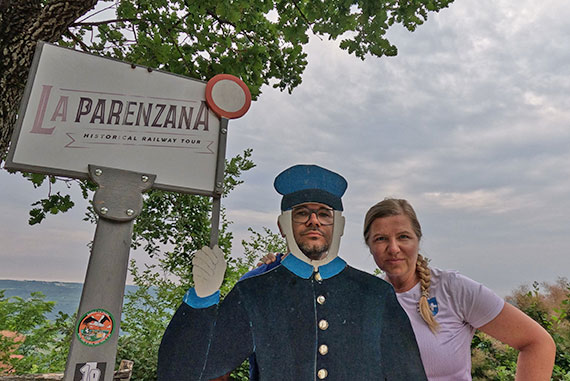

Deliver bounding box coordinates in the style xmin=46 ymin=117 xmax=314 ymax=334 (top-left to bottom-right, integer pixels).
xmin=428 ymin=267 xmax=459 ymax=287
xmin=432 ymin=267 xmax=504 ymax=327
xmin=430 ymin=267 xmax=476 ymax=286
xmin=431 ymin=267 xmax=502 ymax=304
xmin=429 ymin=267 xmax=488 ymax=301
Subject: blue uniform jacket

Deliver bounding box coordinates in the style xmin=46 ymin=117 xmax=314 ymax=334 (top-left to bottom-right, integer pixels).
xmin=158 ymin=255 xmax=427 ymax=380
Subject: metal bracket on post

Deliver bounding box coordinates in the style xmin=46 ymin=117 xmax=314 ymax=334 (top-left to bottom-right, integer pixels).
xmin=89 ymin=165 xmax=156 ymax=222
xmin=210 ymin=117 xmax=229 ymax=247
xmin=63 ymin=166 xmax=155 ymax=381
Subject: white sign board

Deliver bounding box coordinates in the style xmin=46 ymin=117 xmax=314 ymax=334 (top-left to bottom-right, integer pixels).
xmin=5 ymin=41 xmax=222 ymax=195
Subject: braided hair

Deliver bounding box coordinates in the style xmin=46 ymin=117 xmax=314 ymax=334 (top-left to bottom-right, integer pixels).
xmin=416 ymin=253 xmax=439 ymax=333
xmin=364 ymin=198 xmax=439 ymax=333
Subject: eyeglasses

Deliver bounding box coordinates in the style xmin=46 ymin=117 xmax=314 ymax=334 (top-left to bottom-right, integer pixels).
xmin=291 ymin=206 xmax=334 ymax=225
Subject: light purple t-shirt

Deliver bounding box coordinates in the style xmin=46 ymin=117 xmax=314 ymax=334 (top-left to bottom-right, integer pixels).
xmin=394 ymin=268 xmax=504 ymax=381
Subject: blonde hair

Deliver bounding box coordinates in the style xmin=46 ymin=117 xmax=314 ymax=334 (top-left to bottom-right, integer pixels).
xmin=364 ymin=198 xmax=439 ymax=333
xmin=416 ymin=253 xmax=439 ymax=333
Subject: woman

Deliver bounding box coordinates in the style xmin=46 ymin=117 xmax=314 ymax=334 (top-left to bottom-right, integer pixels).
xmin=363 ymin=198 xmax=556 ymax=380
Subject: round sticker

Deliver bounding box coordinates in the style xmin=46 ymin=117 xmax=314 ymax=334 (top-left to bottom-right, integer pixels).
xmin=76 ymin=309 xmax=114 ymax=347
xmin=205 ymin=74 xmax=251 ymax=119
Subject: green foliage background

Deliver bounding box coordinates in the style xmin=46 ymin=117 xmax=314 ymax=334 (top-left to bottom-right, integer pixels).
xmin=0 ymin=290 xmax=74 ymax=374
xmin=470 ymin=279 xmax=570 ymax=381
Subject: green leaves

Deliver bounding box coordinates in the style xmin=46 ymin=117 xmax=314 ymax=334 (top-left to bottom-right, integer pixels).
xmin=223 ymin=148 xmax=255 ymax=195
xmin=473 ymin=279 xmax=570 ymax=380
xmin=0 ymin=291 xmax=74 ymax=374
xmin=29 ymin=193 xmax=75 ymax=225
xmin=116 ymin=261 xmax=184 ymax=381
xmin=0 ymin=291 xmax=54 ymax=332
xmin=129 ymin=149 xmax=255 ymax=277
xmin=241 ymin=226 xmax=286 ymax=268
xmin=62 ymin=0 xmax=455 ymax=98
xmin=18 ymin=172 xmax=95 ymax=225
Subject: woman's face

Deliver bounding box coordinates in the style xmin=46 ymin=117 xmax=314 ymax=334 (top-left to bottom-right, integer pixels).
xmin=367 ymin=214 xmax=420 ymax=289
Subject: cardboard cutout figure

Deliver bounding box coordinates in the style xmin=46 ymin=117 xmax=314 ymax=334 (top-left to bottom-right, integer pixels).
xmin=157 ymin=164 xmax=427 ymax=380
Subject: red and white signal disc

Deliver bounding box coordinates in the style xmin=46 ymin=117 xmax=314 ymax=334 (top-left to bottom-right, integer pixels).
xmin=205 ymin=74 xmax=251 ymax=119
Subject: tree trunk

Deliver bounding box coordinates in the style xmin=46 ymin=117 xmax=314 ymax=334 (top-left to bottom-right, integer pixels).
xmin=0 ymin=0 xmax=98 ymax=163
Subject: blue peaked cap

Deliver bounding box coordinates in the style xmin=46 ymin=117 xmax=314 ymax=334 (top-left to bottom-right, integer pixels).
xmin=274 ymin=164 xmax=348 ymax=211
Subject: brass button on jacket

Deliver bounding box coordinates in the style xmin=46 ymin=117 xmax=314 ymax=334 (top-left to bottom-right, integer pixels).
xmin=317 ymin=295 xmax=326 ymax=305
xmin=319 ymin=344 xmax=329 ymax=355
xmin=318 ymin=319 xmax=329 ymax=330
xmin=317 ymin=369 xmax=328 ymax=379
xmin=314 ymin=272 xmax=323 ymax=281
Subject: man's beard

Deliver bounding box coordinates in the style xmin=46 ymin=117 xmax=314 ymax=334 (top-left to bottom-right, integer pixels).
xmin=298 ymin=240 xmax=330 ymax=261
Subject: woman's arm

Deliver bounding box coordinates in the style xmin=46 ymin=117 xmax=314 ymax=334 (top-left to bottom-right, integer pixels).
xmin=478 ymin=302 xmax=556 ymax=381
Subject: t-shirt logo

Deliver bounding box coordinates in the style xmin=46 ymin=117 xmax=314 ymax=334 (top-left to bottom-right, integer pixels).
xmin=428 ymin=297 xmax=439 ymax=316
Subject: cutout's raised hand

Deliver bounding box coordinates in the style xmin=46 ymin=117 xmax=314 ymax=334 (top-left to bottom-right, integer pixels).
xmin=193 ymin=245 xmax=227 ymax=297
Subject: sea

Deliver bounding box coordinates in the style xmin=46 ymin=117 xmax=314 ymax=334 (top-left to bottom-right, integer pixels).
xmin=0 ymin=279 xmax=138 ymax=321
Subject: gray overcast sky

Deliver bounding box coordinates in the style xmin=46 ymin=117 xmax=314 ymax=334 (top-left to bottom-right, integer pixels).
xmin=1 ymin=0 xmax=569 ymax=297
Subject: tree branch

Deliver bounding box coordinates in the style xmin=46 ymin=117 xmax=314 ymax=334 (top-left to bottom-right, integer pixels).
xmin=63 ymin=29 xmax=90 ymax=52
xmin=71 ymin=18 xmax=138 ymax=27
xmin=206 ymin=9 xmax=236 ymax=28
xmin=291 ymin=0 xmax=322 ymax=40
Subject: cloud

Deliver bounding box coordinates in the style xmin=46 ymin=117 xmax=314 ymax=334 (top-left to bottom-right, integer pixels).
xmin=423 ymin=188 xmax=527 ymax=214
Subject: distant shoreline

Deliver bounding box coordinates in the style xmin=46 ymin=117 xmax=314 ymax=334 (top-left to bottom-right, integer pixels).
xmin=0 ymin=279 xmax=138 ymax=320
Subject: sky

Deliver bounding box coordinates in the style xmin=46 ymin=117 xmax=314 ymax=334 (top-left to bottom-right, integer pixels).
xmin=1 ymin=0 xmax=570 ymax=297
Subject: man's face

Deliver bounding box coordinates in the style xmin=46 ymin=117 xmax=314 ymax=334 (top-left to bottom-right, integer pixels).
xmin=291 ymin=202 xmax=334 ymax=260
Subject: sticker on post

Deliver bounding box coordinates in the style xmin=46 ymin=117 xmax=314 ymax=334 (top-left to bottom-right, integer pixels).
xmin=76 ymin=309 xmax=114 ymax=346
xmin=205 ymin=74 xmax=251 ymax=119
xmin=74 ymin=361 xmax=107 ymax=381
